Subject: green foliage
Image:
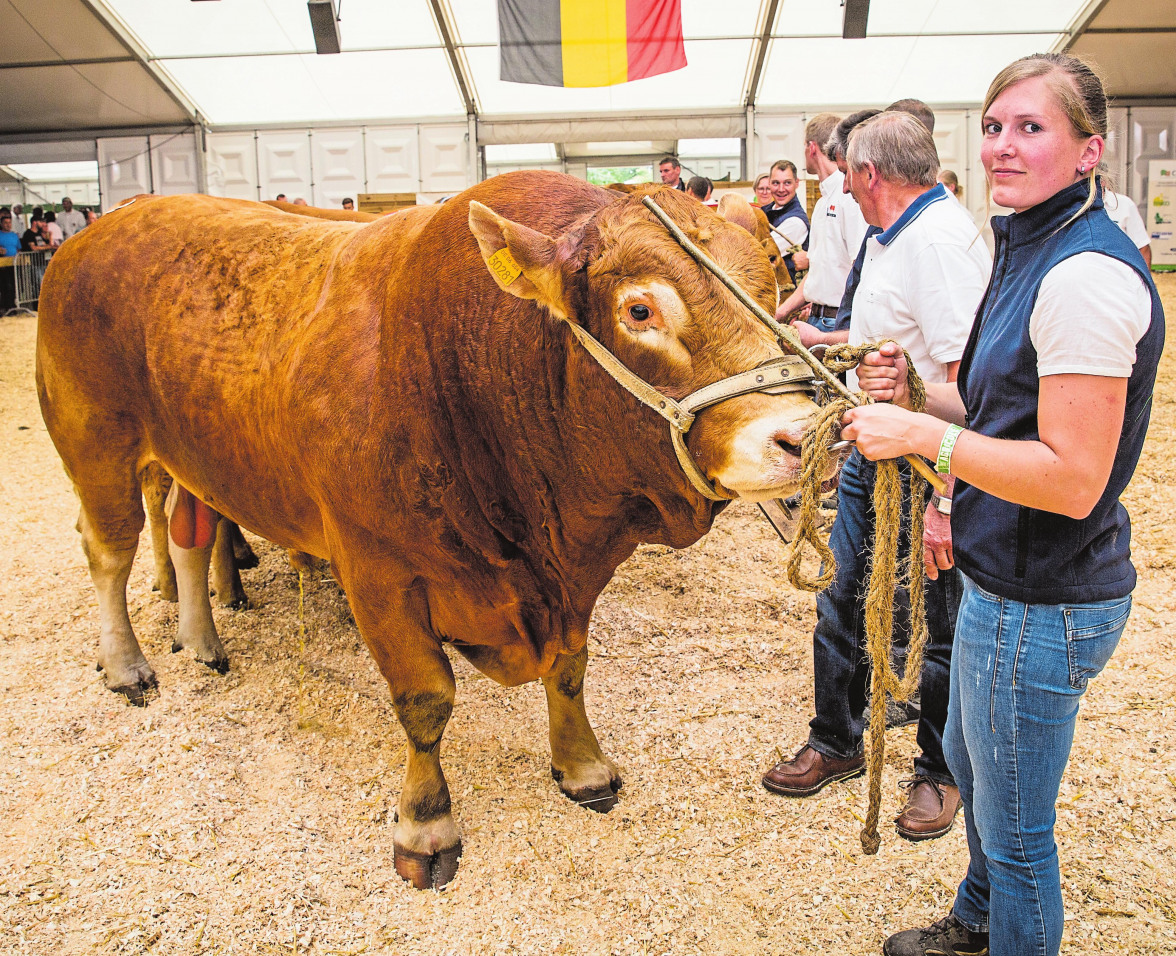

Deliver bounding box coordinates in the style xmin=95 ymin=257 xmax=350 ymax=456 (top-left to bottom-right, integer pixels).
xmin=586 ymin=166 xmax=653 ymax=186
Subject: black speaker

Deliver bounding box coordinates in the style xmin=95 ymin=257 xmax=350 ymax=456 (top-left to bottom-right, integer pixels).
xmin=308 ymin=0 xmax=341 ymax=55
xmin=842 ymin=0 xmax=870 ymax=39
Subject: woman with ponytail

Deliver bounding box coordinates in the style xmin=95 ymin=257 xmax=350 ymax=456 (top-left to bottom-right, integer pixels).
xmin=842 ymin=54 xmax=1165 ymax=956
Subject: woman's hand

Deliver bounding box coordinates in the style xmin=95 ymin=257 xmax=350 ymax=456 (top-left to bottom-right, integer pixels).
xmin=841 ymin=403 xmax=938 ymax=461
xmin=856 ymin=340 xmax=911 ymax=408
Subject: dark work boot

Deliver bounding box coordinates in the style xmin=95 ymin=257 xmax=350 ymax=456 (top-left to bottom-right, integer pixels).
xmin=883 ymin=913 xmax=989 ymax=956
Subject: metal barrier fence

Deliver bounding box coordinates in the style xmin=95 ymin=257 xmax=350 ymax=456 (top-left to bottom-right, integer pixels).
xmin=14 ymin=249 xmax=51 ymax=312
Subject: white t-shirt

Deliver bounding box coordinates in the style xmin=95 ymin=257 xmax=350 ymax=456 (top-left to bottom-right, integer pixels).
xmin=804 ymin=170 xmax=870 ymax=308
xmin=57 ymin=208 xmax=86 ymax=239
xmin=848 ymin=185 xmax=992 ymax=389
xmin=44 ymin=222 xmax=63 ymax=245
xmin=1102 ymin=191 xmax=1150 ymax=250
xmin=771 ymin=216 xmax=809 ymax=252
xmin=1030 ymin=252 xmax=1151 ymax=377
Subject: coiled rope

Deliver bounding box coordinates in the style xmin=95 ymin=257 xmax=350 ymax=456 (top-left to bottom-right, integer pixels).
xmin=786 ymin=343 xmax=929 ymax=855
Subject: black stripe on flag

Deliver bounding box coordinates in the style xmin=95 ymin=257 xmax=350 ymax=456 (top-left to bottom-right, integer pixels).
xmin=499 ymin=0 xmax=564 ymax=87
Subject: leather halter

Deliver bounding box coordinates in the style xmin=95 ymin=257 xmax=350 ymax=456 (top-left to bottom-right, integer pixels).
xmin=554 ymin=315 xmax=823 ymax=501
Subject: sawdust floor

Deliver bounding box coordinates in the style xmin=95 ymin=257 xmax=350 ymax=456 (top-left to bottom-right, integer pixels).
xmin=2 ymin=278 xmax=1175 ymax=955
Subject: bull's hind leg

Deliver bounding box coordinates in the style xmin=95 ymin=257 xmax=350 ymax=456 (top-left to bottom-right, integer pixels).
xmin=165 ymin=485 xmax=229 ymax=672
xmin=75 ymin=488 xmax=157 ymax=704
xmin=542 ymin=647 xmax=622 ymax=812
xmin=210 ymin=520 xmax=248 ymax=609
xmin=141 ymin=462 xmax=178 ymax=603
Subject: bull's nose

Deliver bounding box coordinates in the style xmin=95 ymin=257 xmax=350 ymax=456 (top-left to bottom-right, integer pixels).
xmin=771 ymin=417 xmax=808 ymax=455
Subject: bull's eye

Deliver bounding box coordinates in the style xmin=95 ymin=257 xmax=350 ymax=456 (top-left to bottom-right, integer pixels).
xmin=628 ymin=304 xmax=652 ymax=322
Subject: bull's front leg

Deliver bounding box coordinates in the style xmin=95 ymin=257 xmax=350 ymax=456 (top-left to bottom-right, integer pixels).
xmin=345 ymin=582 xmax=462 ymax=890
xmin=542 ymin=647 xmax=622 ymax=812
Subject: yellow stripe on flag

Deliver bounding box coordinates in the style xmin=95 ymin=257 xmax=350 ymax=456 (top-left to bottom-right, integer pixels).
xmin=561 ymin=0 xmax=628 ymax=87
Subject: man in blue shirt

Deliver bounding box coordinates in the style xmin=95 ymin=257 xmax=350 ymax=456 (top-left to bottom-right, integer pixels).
xmin=0 ymin=212 xmax=18 ymax=311
xmin=0 ymin=213 xmax=19 ymax=257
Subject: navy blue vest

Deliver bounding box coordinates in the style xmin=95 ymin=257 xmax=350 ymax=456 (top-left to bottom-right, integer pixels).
xmin=953 ymin=180 xmax=1165 ymax=604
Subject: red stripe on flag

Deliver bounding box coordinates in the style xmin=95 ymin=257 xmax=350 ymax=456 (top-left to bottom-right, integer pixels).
xmin=626 ymin=0 xmax=686 ymax=82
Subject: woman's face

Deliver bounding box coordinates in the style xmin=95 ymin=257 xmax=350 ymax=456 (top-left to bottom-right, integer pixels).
xmin=981 ymin=74 xmax=1102 ymax=213
xmin=754 ymin=178 xmax=772 ymax=203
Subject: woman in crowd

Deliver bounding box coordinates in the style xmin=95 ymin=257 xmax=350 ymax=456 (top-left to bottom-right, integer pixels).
xmin=938 ymin=168 xmax=962 ymax=201
xmin=753 ymin=173 xmax=772 ymax=205
xmin=842 ymin=53 xmax=1164 ymax=956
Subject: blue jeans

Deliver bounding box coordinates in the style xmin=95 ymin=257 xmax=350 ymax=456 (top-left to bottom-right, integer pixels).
xmin=808 ymin=309 xmax=839 ymax=334
xmin=947 ymin=574 xmax=1130 ymax=955
xmin=808 ymin=450 xmax=961 ymax=783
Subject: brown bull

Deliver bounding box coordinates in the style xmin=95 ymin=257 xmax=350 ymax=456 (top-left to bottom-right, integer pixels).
xmin=37 ymin=171 xmax=830 ymax=889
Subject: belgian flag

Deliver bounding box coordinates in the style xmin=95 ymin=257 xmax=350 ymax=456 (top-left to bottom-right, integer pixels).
xmin=499 ymin=0 xmax=687 ymax=88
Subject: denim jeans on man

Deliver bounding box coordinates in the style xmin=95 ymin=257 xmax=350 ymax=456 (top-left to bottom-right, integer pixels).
xmin=946 ymin=575 xmax=1129 ymax=956
xmin=808 ymin=448 xmax=961 ymax=784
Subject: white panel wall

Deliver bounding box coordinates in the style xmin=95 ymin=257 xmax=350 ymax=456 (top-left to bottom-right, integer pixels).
xmin=206 ymin=132 xmax=259 ymax=201
xmin=419 ymin=125 xmax=469 ymax=194
xmin=364 ymin=126 xmax=420 ymax=194
xmin=1104 ymin=107 xmax=1129 ymax=195
xmin=311 ymin=128 xmax=364 ymax=208
xmin=257 ymin=130 xmax=312 ymax=203
xmin=97 ymin=136 xmax=152 ymax=208
xmin=150 ymin=132 xmax=199 ymax=195
xmin=752 ymin=114 xmax=806 ymax=180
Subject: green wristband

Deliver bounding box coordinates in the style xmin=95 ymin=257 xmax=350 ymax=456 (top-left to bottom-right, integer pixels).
xmin=937 ymin=424 xmax=964 ymax=475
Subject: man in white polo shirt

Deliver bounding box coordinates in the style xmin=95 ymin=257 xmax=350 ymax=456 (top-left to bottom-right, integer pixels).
xmin=775 ymin=113 xmax=869 ymax=343
xmin=1103 ymin=188 xmax=1152 ymax=267
xmin=763 ymin=111 xmax=991 ymax=843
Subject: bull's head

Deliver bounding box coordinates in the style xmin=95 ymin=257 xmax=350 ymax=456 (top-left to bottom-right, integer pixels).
xmin=468 ymin=186 xmax=837 ymax=501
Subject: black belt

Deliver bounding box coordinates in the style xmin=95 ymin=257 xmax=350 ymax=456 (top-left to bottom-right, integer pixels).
xmin=810 ymin=303 xmax=840 ymax=319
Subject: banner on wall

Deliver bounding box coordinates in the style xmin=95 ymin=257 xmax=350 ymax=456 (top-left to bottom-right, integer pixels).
xmin=1146 ymin=160 xmax=1176 ymax=270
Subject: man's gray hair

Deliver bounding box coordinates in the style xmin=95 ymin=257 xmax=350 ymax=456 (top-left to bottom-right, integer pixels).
xmin=846 ymin=111 xmax=939 ymax=188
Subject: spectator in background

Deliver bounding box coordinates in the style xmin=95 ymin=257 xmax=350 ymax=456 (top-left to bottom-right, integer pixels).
xmin=42 ymin=211 xmax=63 ymax=247
xmin=887 ymin=97 xmax=936 ymax=134
xmin=1103 ymin=187 xmax=1152 ymax=267
xmin=84 ymin=208 xmax=100 ymax=225
xmin=58 ymin=197 xmax=85 ymax=239
xmin=938 ymin=169 xmax=962 ymax=200
xmin=658 ymin=157 xmax=687 ymax=191
xmin=11 ymin=203 xmax=27 ymax=233
xmin=761 ymin=159 xmax=810 ymax=283
xmin=686 ymin=176 xmax=712 ymax=203
xmin=21 ymin=217 xmax=49 ymax=252
xmin=275 ymin=193 xmax=287 ymax=202
xmin=293 ymin=197 xmax=308 ymax=206
xmin=342 ymin=197 xmax=355 ymax=210
xmin=775 ymin=112 xmax=869 ymax=341
xmin=753 ymin=173 xmax=772 ymax=205
xmin=0 ymin=212 xmax=19 ymax=256
xmin=32 ymin=206 xmax=43 ymax=222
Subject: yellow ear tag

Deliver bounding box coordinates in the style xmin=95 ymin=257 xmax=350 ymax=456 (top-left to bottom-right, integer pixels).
xmin=488 ymin=247 xmax=523 ymax=286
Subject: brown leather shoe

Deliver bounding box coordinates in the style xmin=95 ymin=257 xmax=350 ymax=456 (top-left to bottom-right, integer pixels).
xmin=894 ymin=776 xmax=961 ymax=841
xmin=762 ymin=744 xmax=865 ymax=797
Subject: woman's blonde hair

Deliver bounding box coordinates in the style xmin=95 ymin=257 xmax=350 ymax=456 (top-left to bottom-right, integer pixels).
xmin=939 ymin=169 xmax=962 ymax=201
xmin=983 ymin=53 xmax=1107 ymax=224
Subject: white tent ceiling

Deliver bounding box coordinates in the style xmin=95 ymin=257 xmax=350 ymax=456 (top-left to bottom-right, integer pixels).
xmin=0 ymin=0 xmax=1171 ymax=136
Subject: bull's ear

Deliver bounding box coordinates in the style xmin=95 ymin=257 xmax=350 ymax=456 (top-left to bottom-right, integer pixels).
xmin=716 ymin=193 xmax=758 ymax=236
xmin=468 ymin=201 xmax=575 ymax=318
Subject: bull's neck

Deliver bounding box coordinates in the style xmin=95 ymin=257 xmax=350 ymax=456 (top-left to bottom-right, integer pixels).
xmin=374 ymin=298 xmax=716 ymax=609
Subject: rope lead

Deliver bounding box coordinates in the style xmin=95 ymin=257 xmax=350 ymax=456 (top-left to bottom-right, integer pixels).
xmin=785 ymin=343 xmax=930 ymax=854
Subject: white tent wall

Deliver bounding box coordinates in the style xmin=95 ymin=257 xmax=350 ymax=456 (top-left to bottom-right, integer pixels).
xmin=203 ymin=124 xmax=469 ymax=205
xmin=97 ymin=137 xmax=152 ymax=208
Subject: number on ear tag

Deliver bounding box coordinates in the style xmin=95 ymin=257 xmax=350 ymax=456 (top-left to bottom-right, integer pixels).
xmin=488 ymin=247 xmax=523 ymax=285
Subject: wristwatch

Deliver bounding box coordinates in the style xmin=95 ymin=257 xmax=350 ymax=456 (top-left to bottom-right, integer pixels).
xmin=930 ymin=493 xmax=952 ymax=516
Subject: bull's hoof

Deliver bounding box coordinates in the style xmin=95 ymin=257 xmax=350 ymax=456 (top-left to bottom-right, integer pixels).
xmin=170 ymin=641 xmax=230 ymax=675
xmin=106 ymin=671 xmax=159 ymax=707
xmin=198 ymin=656 xmax=231 ymax=675
xmin=394 ymin=842 xmax=462 ymax=890
xmin=153 ymin=579 xmax=179 ymax=603
xmin=554 ymin=766 xmax=623 ymax=813
xmin=212 ymin=591 xmax=250 ymax=611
